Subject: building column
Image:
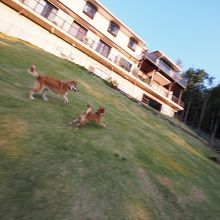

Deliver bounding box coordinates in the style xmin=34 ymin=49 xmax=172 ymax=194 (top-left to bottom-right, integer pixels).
xmin=167 ymin=83 xmax=173 ymax=99
xmin=168 ymin=83 xmax=173 ymax=91
xmin=150 ymin=70 xmax=155 ymax=86
xmin=178 ymin=89 xmax=183 ymax=105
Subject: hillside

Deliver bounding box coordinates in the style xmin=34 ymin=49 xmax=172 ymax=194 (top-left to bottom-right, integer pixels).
xmin=0 ymin=33 xmax=220 ymax=220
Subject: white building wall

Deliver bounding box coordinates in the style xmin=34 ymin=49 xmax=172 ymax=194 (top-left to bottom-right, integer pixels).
xmin=161 ymin=104 xmax=175 ymax=117
xmin=59 ymin=0 xmax=85 ymax=17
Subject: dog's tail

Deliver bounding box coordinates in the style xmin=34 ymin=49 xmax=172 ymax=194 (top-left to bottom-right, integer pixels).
xmin=85 ymin=104 xmax=93 ymax=116
xmin=27 ymin=65 xmax=39 ymax=77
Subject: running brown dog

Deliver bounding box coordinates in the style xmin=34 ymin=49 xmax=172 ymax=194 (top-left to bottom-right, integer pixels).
xmin=69 ymin=104 xmax=106 ymax=128
xmin=28 ymin=65 xmax=78 ymax=103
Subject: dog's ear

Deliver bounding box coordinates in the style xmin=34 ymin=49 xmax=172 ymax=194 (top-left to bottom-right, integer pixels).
xmin=99 ymin=107 xmax=105 ymax=113
xmin=69 ymin=80 xmax=77 ymax=85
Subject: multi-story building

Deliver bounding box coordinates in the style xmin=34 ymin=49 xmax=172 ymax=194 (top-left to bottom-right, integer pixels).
xmin=0 ymin=0 xmax=187 ymax=117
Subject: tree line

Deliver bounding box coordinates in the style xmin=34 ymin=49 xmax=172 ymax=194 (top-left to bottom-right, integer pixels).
xmin=180 ymin=68 xmax=220 ymax=146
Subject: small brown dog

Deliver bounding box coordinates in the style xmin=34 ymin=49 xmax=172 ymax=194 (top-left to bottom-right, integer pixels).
xmin=28 ymin=65 xmax=78 ymax=103
xmin=69 ymin=104 xmax=106 ymax=128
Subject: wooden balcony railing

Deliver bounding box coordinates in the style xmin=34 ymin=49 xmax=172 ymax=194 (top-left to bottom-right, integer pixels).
xmin=145 ymin=52 xmax=187 ymax=88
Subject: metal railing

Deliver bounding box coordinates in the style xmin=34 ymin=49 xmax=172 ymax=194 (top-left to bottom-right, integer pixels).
xmin=145 ymin=52 xmax=187 ymax=88
xmin=134 ymin=72 xmax=184 ymax=106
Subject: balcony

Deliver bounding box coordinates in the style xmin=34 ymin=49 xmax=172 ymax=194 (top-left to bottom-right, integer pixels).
xmin=172 ymin=95 xmax=184 ymax=107
xmin=134 ymin=72 xmax=184 ymax=107
xmin=145 ymin=52 xmax=187 ymax=88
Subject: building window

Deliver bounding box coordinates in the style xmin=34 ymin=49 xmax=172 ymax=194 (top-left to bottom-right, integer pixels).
xmin=108 ymin=21 xmax=119 ymax=37
xmin=96 ymin=40 xmax=111 ymax=58
xmin=118 ymin=57 xmax=132 ymax=72
xmin=35 ymin=0 xmax=58 ymax=22
xmin=128 ymin=38 xmax=137 ymax=51
xmin=21 ymin=0 xmax=58 ymax=22
xmin=68 ymin=21 xmax=87 ymax=41
xmin=20 ymin=0 xmax=37 ymax=8
xmin=83 ymin=2 xmax=97 ymax=19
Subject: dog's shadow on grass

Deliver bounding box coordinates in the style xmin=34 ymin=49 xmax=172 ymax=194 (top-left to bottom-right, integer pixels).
xmin=67 ymin=122 xmax=106 ymax=130
xmin=27 ymin=93 xmax=68 ymax=106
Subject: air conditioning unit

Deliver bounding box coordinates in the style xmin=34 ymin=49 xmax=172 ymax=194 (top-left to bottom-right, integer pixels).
xmin=83 ymin=36 xmax=95 ymax=48
xmin=83 ymin=36 xmax=89 ymax=43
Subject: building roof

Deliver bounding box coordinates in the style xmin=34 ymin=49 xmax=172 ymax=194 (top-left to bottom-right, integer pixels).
xmin=153 ymin=50 xmax=182 ymax=72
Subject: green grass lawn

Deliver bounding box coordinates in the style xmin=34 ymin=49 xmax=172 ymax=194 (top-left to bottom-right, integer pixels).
xmin=0 ymin=33 xmax=220 ymax=220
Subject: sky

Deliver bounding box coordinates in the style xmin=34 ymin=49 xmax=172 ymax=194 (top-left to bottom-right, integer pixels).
xmin=99 ymin=0 xmax=220 ymax=86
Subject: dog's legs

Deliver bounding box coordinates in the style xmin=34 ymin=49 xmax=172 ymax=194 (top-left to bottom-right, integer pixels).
xmin=29 ymin=91 xmax=36 ymax=100
xmin=99 ymin=122 xmax=106 ymax=127
xmin=98 ymin=118 xmax=106 ymax=127
xmin=42 ymin=88 xmax=49 ymax=101
xmin=76 ymin=117 xmax=89 ymax=128
xmin=29 ymin=81 xmax=44 ymax=100
xmin=68 ymin=118 xmax=79 ymax=126
xmin=69 ymin=115 xmax=85 ymax=127
xmin=29 ymin=81 xmax=38 ymax=100
xmin=62 ymin=94 xmax=69 ymax=104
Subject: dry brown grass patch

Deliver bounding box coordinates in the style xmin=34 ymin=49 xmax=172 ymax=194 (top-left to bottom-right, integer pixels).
xmin=127 ymin=202 xmax=151 ymax=220
xmin=0 ymin=117 xmax=29 ymax=158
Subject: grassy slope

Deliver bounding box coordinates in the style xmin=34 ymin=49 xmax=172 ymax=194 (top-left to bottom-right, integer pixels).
xmin=0 ymin=33 xmax=219 ymax=220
